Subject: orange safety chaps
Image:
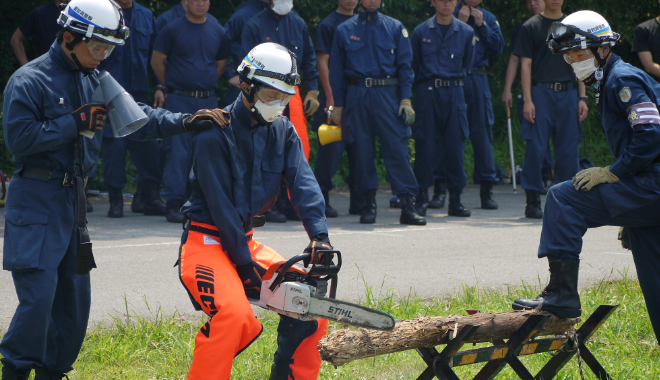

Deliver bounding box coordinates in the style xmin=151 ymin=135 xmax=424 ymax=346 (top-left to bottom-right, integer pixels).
xmin=179 ymin=221 xmax=327 ymax=380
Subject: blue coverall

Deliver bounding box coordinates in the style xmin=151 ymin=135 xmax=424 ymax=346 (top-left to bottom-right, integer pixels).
xmin=539 ymin=55 xmax=660 ymax=341
xmin=330 ymin=10 xmax=418 ymax=196
xmin=453 ymin=4 xmax=504 ymax=184
xmin=1 ymin=41 xmax=187 ymax=373
xmin=98 ymin=2 xmax=161 ymax=191
xmin=411 ymin=16 xmax=474 ymax=192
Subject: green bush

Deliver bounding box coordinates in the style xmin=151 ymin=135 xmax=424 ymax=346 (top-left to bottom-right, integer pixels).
xmin=1 ymin=0 xmax=658 ymax=187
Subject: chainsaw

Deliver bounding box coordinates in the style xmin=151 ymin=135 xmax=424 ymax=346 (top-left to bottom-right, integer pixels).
xmin=249 ymin=250 xmax=395 ymax=331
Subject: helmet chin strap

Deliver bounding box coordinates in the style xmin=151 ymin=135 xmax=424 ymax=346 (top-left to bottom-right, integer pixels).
xmin=587 ymin=46 xmax=612 ymax=104
xmin=66 ymin=39 xmax=94 ymax=77
xmin=242 ymin=85 xmax=270 ymax=126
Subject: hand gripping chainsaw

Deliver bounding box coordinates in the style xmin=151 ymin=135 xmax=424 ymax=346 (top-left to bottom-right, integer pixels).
xmin=249 ymin=250 xmax=395 ymax=331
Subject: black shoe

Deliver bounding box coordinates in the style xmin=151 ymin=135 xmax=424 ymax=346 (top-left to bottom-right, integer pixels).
xmin=525 ymin=190 xmax=543 ymax=219
xmin=400 ymin=194 xmax=426 ymax=225
xmin=142 ymin=182 xmax=167 ymax=216
xmin=389 ymin=196 xmax=400 ymax=208
xmin=349 ymin=188 xmax=362 ymax=215
xmin=264 ymin=206 xmax=287 ymax=223
xmin=322 ymin=191 xmax=338 ymax=218
xmin=1 ymin=366 xmax=30 ymax=380
xmin=427 ymin=179 xmax=446 ymax=209
xmin=447 ymin=190 xmax=471 ymax=217
xmin=360 ymin=191 xmax=377 ymax=224
xmin=414 ymin=188 xmax=429 ymax=217
xmin=165 ymin=200 xmax=185 ymax=223
xmin=131 ymin=182 xmax=145 ymax=213
xmin=34 ymin=369 xmax=69 ymax=380
xmin=512 ymin=258 xmax=582 ymax=318
xmin=480 ymin=182 xmax=498 ymax=210
xmin=107 ymin=187 xmax=124 ymax=218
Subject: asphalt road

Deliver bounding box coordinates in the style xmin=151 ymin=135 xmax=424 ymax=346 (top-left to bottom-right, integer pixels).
xmin=0 ymin=184 xmax=634 ymax=330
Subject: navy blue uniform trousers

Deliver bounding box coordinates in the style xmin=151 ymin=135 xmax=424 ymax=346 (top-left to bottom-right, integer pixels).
xmin=0 ymin=177 xmax=90 ymax=373
xmin=464 ymin=72 xmax=498 ymax=183
xmin=162 ymin=93 xmax=217 ymax=202
xmin=539 ymin=167 xmax=660 ymax=342
xmin=521 ymin=85 xmax=581 ymax=192
xmin=102 ymin=92 xmax=162 ymax=190
xmin=343 ymin=85 xmax=417 ymax=196
xmin=413 ymin=85 xmax=468 ymax=192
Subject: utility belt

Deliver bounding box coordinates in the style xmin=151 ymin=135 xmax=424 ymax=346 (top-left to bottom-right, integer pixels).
xmin=428 ymin=78 xmax=464 ymax=88
xmin=533 ymin=81 xmax=576 ymax=92
xmin=467 ymin=66 xmax=487 ymax=76
xmin=18 ymin=165 xmax=86 ymax=187
xmin=184 ymin=215 xmax=266 ymax=238
xmin=349 ymin=77 xmax=399 ymax=88
xmin=170 ymin=89 xmax=214 ymax=98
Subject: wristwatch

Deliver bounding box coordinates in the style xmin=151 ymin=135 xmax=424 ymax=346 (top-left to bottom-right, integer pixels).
xmin=156 ymin=85 xmax=167 ymax=94
xmin=579 ymin=96 xmax=588 ymax=103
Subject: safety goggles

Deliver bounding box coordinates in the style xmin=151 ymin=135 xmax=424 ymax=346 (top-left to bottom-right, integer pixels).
xmin=87 ymin=39 xmax=115 ymax=60
xmin=255 ymin=86 xmax=292 ymax=107
xmin=563 ymin=50 xmax=594 ymax=64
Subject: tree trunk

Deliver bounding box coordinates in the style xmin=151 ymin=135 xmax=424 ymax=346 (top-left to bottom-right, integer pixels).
xmin=318 ymin=310 xmax=580 ymax=366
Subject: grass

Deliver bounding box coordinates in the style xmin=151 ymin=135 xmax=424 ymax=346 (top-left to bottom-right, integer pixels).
xmin=2 ymin=270 xmax=658 ymax=379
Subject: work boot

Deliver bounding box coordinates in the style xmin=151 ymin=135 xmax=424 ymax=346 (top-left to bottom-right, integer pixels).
xmin=322 ymin=191 xmax=338 ymax=218
xmin=525 ymin=189 xmax=543 ymax=219
xmin=400 ymin=194 xmax=426 ymax=225
xmin=389 ymin=196 xmax=400 ymax=208
xmin=165 ymin=200 xmax=185 ymax=223
xmin=360 ymin=191 xmax=377 ymax=224
xmin=264 ymin=206 xmax=286 ymax=223
xmin=85 ymin=185 xmax=93 ymax=213
xmin=447 ymin=191 xmax=471 ymax=217
xmin=1 ymin=366 xmax=30 ymax=380
xmin=414 ymin=187 xmax=429 ymax=217
xmin=107 ymin=187 xmax=124 ymax=218
xmin=142 ymin=181 xmax=167 ymax=216
xmin=512 ymin=258 xmax=582 ymax=318
xmin=33 ymin=369 xmax=69 ymax=380
xmin=427 ymin=179 xmax=446 ymax=209
xmin=349 ymin=188 xmax=362 ymax=215
xmin=480 ymin=182 xmax=498 ymax=210
xmin=131 ymin=182 xmax=144 ymax=213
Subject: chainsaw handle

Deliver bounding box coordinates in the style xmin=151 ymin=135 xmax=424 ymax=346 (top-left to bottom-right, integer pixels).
xmin=268 ymin=250 xmax=342 ymax=292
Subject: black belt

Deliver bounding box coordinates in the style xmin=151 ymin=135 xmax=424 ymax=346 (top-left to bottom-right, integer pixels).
xmin=349 ymin=77 xmax=398 ymax=87
xmin=467 ymin=66 xmax=487 ymax=76
xmin=170 ymin=89 xmax=213 ymax=98
xmin=533 ymin=81 xmax=575 ymax=91
xmin=429 ymin=79 xmax=464 ymax=88
xmin=19 ymin=165 xmax=83 ymax=187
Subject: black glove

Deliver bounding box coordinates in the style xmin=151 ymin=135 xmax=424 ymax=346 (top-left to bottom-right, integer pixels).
xmin=182 ymin=108 xmax=230 ymax=132
xmin=235 ymin=261 xmax=267 ymax=300
xmin=303 ymin=233 xmax=333 ymax=268
xmin=72 ymin=103 xmax=107 ymax=134
xmin=618 ymin=227 xmax=631 ymax=250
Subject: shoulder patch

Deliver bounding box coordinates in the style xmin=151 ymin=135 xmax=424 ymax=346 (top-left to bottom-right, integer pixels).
xmin=402 ymin=28 xmax=409 ymax=38
xmin=619 ymin=87 xmax=632 ymax=103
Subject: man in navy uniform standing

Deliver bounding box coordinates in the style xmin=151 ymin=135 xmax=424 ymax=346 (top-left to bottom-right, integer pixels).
xmin=10 ymin=0 xmax=67 ymax=66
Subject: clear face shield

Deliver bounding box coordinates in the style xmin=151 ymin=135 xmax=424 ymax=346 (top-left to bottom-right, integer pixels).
xmin=87 ymin=39 xmax=116 ymax=60
xmin=253 ymin=86 xmax=293 ymax=123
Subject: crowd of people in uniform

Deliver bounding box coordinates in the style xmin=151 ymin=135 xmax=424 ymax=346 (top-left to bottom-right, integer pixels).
xmin=3 ymin=0 xmax=660 ymax=379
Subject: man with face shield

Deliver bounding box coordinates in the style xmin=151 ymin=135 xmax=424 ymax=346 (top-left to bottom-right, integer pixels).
xmin=1 ymin=0 xmax=225 ymax=378
xmin=178 ymin=43 xmax=332 ymax=380
xmin=512 ymin=11 xmax=660 ymax=344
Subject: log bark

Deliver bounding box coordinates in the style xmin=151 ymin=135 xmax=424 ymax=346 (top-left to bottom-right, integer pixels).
xmin=318 ymin=310 xmax=580 ymax=366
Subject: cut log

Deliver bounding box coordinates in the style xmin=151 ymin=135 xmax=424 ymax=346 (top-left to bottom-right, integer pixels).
xmin=318 ymin=310 xmax=580 ymax=366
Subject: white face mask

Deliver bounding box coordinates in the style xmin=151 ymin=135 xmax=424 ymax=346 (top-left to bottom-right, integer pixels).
xmin=272 ymin=0 xmax=293 ymax=15
xmin=570 ymin=58 xmax=598 ymax=81
xmin=254 ymin=100 xmax=286 ymax=123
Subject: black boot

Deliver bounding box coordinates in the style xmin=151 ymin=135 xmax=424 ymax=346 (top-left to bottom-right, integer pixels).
xmin=131 ymin=182 xmax=144 ymax=213
xmin=525 ymin=189 xmax=543 ymax=219
xmin=85 ymin=185 xmax=93 ymax=213
xmin=414 ymin=188 xmax=429 ymax=217
xmin=512 ymin=258 xmax=582 ymax=318
xmin=427 ymin=179 xmax=446 ymax=209
xmin=400 ymin=194 xmax=427 ymax=225
xmin=447 ymin=190 xmax=471 ymax=217
xmin=359 ymin=191 xmax=377 ymax=224
xmin=33 ymin=369 xmax=69 ymax=380
xmin=107 ymin=187 xmax=124 ymax=218
xmin=389 ymin=196 xmax=400 ymax=208
xmin=322 ymin=191 xmax=338 ymax=218
xmin=142 ymin=181 xmax=167 ymax=216
xmin=264 ymin=206 xmax=287 ymax=223
xmin=480 ymin=182 xmax=498 ymax=210
xmin=1 ymin=366 xmax=30 ymax=380
xmin=348 ymin=188 xmax=362 ymax=215
xmin=165 ymin=200 xmax=185 ymax=223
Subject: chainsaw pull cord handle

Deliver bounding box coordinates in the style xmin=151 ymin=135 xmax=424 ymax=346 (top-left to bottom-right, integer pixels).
xmin=268 ymin=251 xmax=342 ymax=292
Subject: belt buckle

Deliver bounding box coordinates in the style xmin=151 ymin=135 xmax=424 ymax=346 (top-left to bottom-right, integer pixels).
xmin=553 ymin=83 xmax=562 ymax=91
xmin=63 ymin=173 xmax=70 ymax=186
xmin=434 ymin=79 xmax=441 ymax=88
xmin=194 ymin=90 xmax=201 ymax=98
xmin=365 ymin=78 xmax=373 ymax=88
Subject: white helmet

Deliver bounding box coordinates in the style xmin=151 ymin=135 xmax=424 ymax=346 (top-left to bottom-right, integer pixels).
xmin=57 ymin=0 xmax=129 ymax=46
xmin=547 ymin=10 xmax=619 ymax=54
xmin=238 ymin=42 xmax=300 ymax=95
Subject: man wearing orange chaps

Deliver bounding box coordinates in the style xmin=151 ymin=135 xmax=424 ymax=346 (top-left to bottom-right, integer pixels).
xmin=178 ymin=43 xmax=334 ymax=380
